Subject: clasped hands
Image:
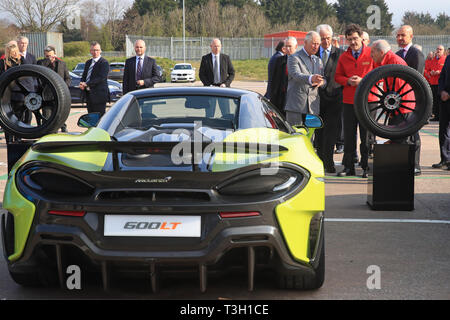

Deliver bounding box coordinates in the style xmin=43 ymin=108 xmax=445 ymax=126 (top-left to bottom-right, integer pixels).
xmin=311 ymin=74 xmax=324 ymax=87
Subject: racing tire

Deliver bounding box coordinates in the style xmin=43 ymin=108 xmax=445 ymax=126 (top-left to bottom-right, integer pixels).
xmin=354 ymin=64 xmax=432 ymax=140
xmin=0 ymin=64 xmax=71 ymax=139
xmin=275 ymin=218 xmax=325 ymax=290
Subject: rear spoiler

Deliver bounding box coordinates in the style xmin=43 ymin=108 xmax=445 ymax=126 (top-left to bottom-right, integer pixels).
xmin=31 ymin=141 xmax=288 ymax=170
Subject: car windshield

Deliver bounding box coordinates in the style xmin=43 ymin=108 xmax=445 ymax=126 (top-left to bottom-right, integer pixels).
xmin=122 ymin=95 xmax=239 ymax=130
xmin=74 ymin=63 xmax=84 ymax=70
xmin=174 ymin=65 xmax=192 ymax=70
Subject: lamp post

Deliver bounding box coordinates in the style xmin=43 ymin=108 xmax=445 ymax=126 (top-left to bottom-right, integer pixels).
xmin=183 ymin=0 xmax=186 ymax=63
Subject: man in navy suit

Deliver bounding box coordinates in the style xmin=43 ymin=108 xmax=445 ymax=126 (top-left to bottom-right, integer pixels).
xmin=123 ymin=39 xmax=160 ymax=94
xmin=265 ymin=40 xmax=285 ymax=99
xmin=80 ymin=42 xmax=110 ymax=116
xmin=396 ymin=25 xmax=425 ymax=175
xmin=199 ymin=38 xmax=235 ymax=117
xmin=17 ymin=36 xmax=36 ymax=64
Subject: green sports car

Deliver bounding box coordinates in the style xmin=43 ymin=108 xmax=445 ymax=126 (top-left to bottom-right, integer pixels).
xmin=1 ymin=86 xmax=325 ymax=292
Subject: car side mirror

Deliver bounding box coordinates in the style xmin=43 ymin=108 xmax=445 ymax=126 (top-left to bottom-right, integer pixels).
xmin=291 ymin=114 xmax=323 ymax=130
xmin=78 ymin=113 xmax=101 ymax=128
xmin=304 ymin=114 xmax=323 ymax=128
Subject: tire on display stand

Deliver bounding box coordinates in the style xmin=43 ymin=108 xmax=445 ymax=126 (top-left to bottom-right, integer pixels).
xmin=354 ymin=64 xmax=432 ymax=140
xmin=0 ymin=64 xmax=71 ymax=139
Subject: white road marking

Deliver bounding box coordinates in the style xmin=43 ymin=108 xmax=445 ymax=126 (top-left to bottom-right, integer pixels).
xmin=325 ymin=218 xmax=450 ymax=225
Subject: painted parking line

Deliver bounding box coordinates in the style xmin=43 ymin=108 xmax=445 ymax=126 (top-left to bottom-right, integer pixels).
xmin=325 ymin=218 xmax=450 ymax=225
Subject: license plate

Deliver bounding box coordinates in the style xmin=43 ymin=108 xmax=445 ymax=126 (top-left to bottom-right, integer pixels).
xmin=104 ymin=215 xmax=201 ymax=237
xmin=112 ymin=69 xmax=120 ymax=72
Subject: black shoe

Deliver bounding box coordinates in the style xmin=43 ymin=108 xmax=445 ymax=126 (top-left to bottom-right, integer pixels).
xmin=362 ymin=168 xmax=369 ymax=178
xmin=432 ymin=161 xmax=446 ymax=169
xmin=325 ymin=166 xmax=336 ymax=174
xmin=414 ymin=168 xmax=421 ymax=176
xmin=337 ymin=168 xmax=355 ymax=177
xmin=335 ymin=145 xmax=344 ymax=154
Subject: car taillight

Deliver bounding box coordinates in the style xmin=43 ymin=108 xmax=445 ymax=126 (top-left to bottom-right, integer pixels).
xmin=219 ymin=212 xmax=260 ymax=219
xmin=48 ymin=210 xmax=86 ymax=217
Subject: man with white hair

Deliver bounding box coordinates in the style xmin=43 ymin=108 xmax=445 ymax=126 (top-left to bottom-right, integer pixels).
xmin=362 ymin=31 xmax=370 ymax=46
xmin=270 ymin=36 xmax=298 ymax=115
xmin=314 ymin=24 xmax=344 ymax=174
xmin=426 ymin=45 xmax=446 ymax=122
xmin=17 ymin=36 xmax=36 ymax=64
xmin=285 ymin=31 xmax=326 ymax=125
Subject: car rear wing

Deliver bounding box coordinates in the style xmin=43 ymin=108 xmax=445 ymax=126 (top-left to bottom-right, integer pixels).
xmin=31 ymin=141 xmax=288 ymax=170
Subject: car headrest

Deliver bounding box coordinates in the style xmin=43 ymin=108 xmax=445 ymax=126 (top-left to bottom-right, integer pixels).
xmin=185 ymin=96 xmax=211 ymax=109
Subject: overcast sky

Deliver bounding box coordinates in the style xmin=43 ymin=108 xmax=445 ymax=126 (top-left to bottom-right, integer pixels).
xmin=327 ymin=0 xmax=450 ymax=27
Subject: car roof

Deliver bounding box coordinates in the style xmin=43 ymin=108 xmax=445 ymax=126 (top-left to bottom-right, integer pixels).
xmin=128 ymin=86 xmax=257 ymax=99
xmin=110 ymin=62 xmax=125 ymax=66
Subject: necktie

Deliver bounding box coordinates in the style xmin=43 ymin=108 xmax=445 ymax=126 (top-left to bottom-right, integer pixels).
xmin=86 ymin=60 xmax=95 ymax=82
xmin=136 ymin=57 xmax=142 ymax=81
xmin=354 ymin=51 xmax=359 ymax=60
xmin=213 ymin=55 xmax=220 ymax=84
xmin=322 ymin=50 xmax=329 ymax=65
xmin=403 ymin=49 xmax=407 ymax=58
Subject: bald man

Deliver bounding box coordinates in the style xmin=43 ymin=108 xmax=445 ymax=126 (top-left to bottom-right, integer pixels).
xmin=396 ymin=25 xmax=425 ymax=175
xmin=396 ymin=25 xmax=425 ymax=73
xmin=199 ymin=38 xmax=235 ymax=88
xmin=123 ymin=39 xmax=160 ymax=94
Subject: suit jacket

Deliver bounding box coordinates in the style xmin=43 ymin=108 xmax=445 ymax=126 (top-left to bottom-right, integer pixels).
xmin=81 ymin=56 xmax=110 ymax=104
xmin=315 ymin=46 xmax=344 ymax=100
xmin=396 ymin=45 xmax=425 ymax=74
xmin=199 ymin=53 xmax=235 ymax=87
xmin=22 ymin=52 xmax=36 ymax=64
xmin=37 ymin=58 xmax=71 ymax=86
xmin=265 ymin=50 xmax=284 ymax=98
xmin=123 ymin=55 xmax=160 ymax=94
xmin=285 ymin=49 xmax=326 ymax=115
xmin=269 ymin=55 xmax=288 ymax=114
xmin=438 ymin=55 xmax=450 ymax=94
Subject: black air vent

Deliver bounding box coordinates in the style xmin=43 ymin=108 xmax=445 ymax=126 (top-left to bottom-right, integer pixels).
xmin=97 ymin=190 xmax=210 ymax=202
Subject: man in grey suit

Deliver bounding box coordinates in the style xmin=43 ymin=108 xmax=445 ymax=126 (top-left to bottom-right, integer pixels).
xmin=285 ymin=31 xmax=326 ymax=125
xmin=314 ymin=24 xmax=344 ymax=174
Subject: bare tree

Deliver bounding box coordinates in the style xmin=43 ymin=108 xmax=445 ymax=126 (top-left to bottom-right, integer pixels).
xmin=0 ymin=0 xmax=80 ymax=32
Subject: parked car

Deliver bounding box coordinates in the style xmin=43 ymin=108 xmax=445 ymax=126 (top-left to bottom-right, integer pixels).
xmin=69 ymin=71 xmax=122 ymax=104
xmin=108 ymin=62 xmax=125 ymax=82
xmin=156 ymin=65 xmax=166 ymax=82
xmin=1 ymin=86 xmax=325 ymax=291
xmin=72 ymin=63 xmax=85 ymax=76
xmin=170 ymin=63 xmax=195 ymax=82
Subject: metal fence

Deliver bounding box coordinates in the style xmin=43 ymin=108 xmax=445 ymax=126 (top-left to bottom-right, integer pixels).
xmin=126 ymin=34 xmax=450 ymax=61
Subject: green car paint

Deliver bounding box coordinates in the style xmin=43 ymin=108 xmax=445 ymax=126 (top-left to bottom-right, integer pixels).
xmin=4 ymin=127 xmax=111 ymax=261
xmin=212 ymin=127 xmax=325 ymax=263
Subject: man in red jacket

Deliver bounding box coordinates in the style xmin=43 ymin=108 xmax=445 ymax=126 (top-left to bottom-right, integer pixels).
xmin=334 ymin=24 xmax=374 ymax=177
xmin=371 ymin=39 xmax=416 ymax=120
xmin=425 ymin=45 xmax=447 ymax=121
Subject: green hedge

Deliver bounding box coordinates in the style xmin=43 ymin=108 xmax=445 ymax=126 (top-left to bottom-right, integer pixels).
xmin=64 ymin=41 xmax=91 ymax=57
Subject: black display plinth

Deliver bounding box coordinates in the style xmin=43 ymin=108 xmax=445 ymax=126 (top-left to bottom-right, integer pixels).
xmin=367 ymin=143 xmax=415 ymax=211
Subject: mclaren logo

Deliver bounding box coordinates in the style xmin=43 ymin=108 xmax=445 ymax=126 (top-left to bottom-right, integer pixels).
xmin=134 ymin=176 xmax=172 ymax=183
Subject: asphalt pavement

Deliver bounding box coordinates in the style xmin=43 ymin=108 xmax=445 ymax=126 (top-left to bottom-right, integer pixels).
xmin=0 ymin=81 xmax=449 ymax=300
